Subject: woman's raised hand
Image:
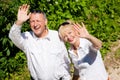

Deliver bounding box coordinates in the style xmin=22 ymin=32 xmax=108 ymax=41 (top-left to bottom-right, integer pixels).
xmin=73 ymin=22 xmax=90 ymax=38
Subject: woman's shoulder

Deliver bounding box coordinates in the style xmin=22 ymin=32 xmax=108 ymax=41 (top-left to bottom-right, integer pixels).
xmin=80 ymin=38 xmax=89 ymax=43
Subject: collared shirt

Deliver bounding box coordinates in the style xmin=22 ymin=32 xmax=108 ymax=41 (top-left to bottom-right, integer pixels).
xmin=9 ymin=24 xmax=71 ymax=80
xmin=68 ymin=38 xmax=108 ymax=80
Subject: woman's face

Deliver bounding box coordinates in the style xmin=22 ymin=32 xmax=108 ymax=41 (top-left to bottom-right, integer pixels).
xmin=62 ymin=27 xmax=79 ymax=45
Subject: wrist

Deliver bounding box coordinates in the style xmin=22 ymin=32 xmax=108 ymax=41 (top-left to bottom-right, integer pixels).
xmin=85 ymin=34 xmax=91 ymax=39
xmin=15 ymin=20 xmax=24 ymax=26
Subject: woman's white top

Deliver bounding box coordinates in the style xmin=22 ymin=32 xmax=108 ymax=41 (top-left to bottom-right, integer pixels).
xmin=68 ymin=38 xmax=108 ymax=80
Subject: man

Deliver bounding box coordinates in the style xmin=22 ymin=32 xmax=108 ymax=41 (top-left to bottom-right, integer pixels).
xmin=9 ymin=4 xmax=71 ymax=80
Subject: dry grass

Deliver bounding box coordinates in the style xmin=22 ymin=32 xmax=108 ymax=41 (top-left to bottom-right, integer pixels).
xmin=104 ymin=40 xmax=120 ymax=80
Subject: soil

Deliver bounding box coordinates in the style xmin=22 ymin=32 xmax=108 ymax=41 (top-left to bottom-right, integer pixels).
xmin=104 ymin=40 xmax=120 ymax=80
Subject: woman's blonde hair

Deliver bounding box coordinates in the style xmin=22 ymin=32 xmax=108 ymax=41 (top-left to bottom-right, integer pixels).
xmin=58 ymin=20 xmax=75 ymax=41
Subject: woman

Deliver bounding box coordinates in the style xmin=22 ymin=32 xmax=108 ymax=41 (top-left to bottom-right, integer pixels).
xmin=58 ymin=21 xmax=109 ymax=80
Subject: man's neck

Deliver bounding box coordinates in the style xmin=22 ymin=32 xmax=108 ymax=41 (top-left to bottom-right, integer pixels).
xmin=37 ymin=29 xmax=48 ymax=38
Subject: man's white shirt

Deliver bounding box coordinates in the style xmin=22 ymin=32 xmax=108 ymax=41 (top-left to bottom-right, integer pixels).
xmin=9 ymin=24 xmax=71 ymax=80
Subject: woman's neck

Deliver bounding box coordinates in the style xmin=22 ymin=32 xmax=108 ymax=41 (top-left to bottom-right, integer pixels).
xmin=73 ymin=38 xmax=80 ymax=50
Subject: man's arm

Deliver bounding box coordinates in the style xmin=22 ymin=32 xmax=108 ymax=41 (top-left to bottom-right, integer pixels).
xmin=9 ymin=24 xmax=24 ymax=50
xmin=9 ymin=4 xmax=30 ymax=50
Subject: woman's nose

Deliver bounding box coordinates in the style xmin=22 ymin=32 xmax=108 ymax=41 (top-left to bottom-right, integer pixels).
xmin=67 ymin=35 xmax=71 ymax=39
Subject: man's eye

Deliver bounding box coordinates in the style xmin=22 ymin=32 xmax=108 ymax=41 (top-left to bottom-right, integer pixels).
xmin=37 ymin=20 xmax=41 ymax=22
xmin=30 ymin=21 xmax=34 ymax=23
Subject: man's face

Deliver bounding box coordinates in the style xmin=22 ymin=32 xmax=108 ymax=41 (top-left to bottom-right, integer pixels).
xmin=30 ymin=13 xmax=47 ymax=38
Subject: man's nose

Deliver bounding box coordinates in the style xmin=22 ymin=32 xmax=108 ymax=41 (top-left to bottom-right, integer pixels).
xmin=34 ymin=21 xmax=38 ymax=26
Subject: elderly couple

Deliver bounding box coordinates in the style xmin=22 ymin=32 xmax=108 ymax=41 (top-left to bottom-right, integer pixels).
xmin=9 ymin=4 xmax=109 ymax=80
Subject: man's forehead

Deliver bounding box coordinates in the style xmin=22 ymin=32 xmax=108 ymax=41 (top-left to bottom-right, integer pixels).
xmin=30 ymin=13 xmax=44 ymax=19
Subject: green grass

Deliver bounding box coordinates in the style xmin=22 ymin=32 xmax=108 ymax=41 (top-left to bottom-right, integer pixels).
xmin=8 ymin=65 xmax=30 ymax=80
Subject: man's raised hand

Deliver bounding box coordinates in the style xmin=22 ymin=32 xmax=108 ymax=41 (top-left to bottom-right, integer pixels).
xmin=16 ymin=4 xmax=31 ymax=25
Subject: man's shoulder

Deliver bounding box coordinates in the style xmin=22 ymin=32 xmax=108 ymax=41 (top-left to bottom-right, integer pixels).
xmin=49 ymin=29 xmax=58 ymax=33
xmin=21 ymin=31 xmax=33 ymax=37
xmin=48 ymin=30 xmax=61 ymax=40
xmin=22 ymin=31 xmax=32 ymax=34
xmin=49 ymin=29 xmax=59 ymax=36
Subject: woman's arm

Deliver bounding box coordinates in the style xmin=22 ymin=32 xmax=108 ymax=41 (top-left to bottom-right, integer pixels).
xmin=73 ymin=22 xmax=102 ymax=49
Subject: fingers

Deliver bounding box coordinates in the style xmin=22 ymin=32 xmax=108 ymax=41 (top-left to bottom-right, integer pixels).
xmin=81 ymin=22 xmax=85 ymax=27
xmin=81 ymin=22 xmax=86 ymax=30
xmin=28 ymin=12 xmax=31 ymax=18
xmin=19 ymin=4 xmax=29 ymax=12
xmin=73 ymin=23 xmax=80 ymax=31
xmin=73 ymin=22 xmax=83 ymax=32
xmin=25 ymin=4 xmax=30 ymax=12
xmin=73 ymin=23 xmax=82 ymax=37
xmin=17 ymin=4 xmax=30 ymax=24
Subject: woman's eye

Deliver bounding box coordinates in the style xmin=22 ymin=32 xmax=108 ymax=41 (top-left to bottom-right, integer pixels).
xmin=68 ymin=32 xmax=72 ymax=34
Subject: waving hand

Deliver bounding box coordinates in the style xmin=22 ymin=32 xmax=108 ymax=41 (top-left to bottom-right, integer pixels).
xmin=16 ymin=4 xmax=31 ymax=25
xmin=73 ymin=22 xmax=102 ymax=49
xmin=73 ymin=22 xmax=89 ymax=38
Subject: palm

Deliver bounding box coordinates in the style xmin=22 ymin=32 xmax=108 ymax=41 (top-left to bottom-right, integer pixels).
xmin=17 ymin=4 xmax=30 ymax=23
xmin=73 ymin=22 xmax=89 ymax=38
